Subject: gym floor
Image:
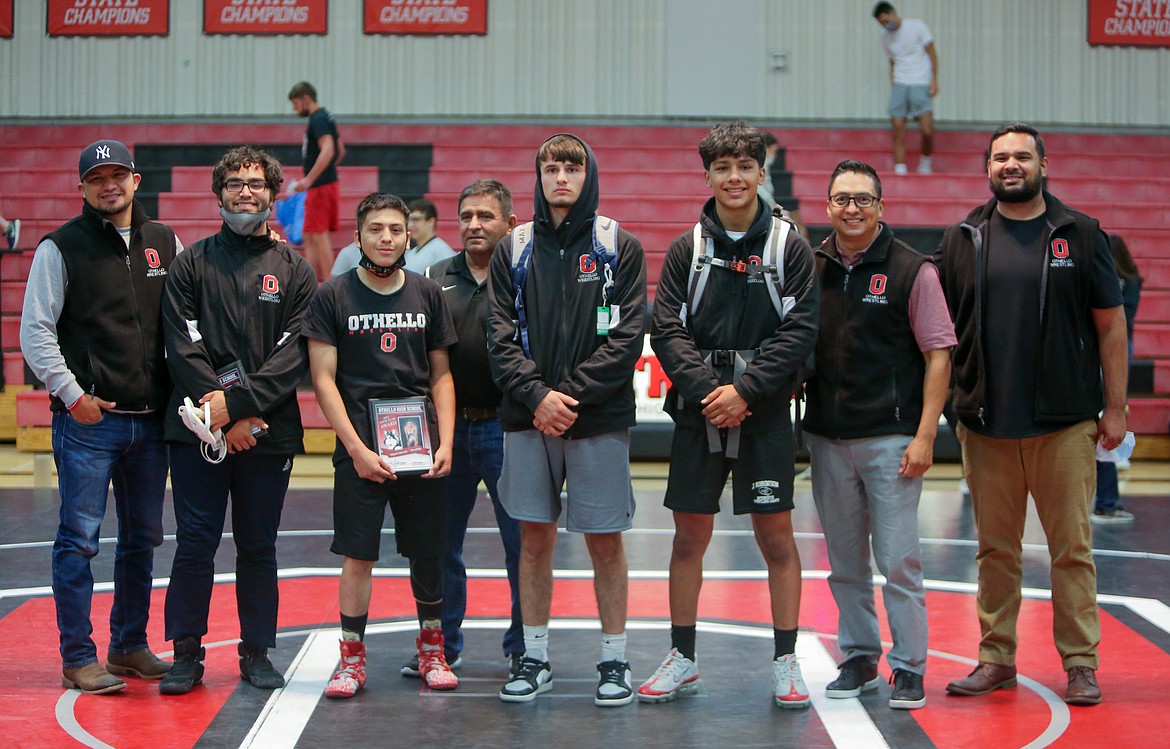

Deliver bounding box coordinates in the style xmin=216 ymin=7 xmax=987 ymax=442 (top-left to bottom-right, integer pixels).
xmin=1 ymin=451 xmax=1168 ymax=749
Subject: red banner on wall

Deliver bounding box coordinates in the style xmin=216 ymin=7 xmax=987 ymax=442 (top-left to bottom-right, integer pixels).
xmin=1088 ymin=0 xmax=1170 ymax=47
xmin=47 ymin=0 xmax=169 ymax=37
xmin=204 ymin=0 xmax=328 ymax=35
xmin=363 ymin=0 xmax=486 ymax=35
xmin=0 ymin=0 xmax=13 ymax=38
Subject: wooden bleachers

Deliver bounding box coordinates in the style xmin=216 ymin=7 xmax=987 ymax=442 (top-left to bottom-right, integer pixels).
xmin=1 ymin=123 xmax=1167 ymax=453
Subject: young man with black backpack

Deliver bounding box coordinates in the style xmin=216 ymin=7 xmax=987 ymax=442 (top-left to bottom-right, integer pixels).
xmin=644 ymin=121 xmax=819 ymax=708
xmin=487 ymin=134 xmax=647 ymax=706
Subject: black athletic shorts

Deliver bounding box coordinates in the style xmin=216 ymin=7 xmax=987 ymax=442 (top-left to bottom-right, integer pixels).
xmin=664 ymin=425 xmax=796 ymax=515
xmin=330 ymin=457 xmax=445 ymax=561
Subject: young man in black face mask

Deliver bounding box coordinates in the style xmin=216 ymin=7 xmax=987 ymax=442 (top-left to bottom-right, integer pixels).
xmin=159 ymin=146 xmax=317 ymax=696
xmin=305 ymin=192 xmax=458 ymax=698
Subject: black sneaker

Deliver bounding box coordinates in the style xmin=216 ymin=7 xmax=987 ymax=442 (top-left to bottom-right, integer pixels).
xmin=889 ymin=669 xmax=926 ymax=709
xmin=159 ymin=637 xmax=205 ymax=696
xmin=825 ymin=656 xmax=880 ymax=698
xmin=595 ymin=660 xmax=634 ymax=707
xmin=238 ymin=644 xmax=285 ymax=689
xmin=499 ymin=656 xmax=552 ymax=702
xmin=507 ymin=652 xmax=525 ymax=677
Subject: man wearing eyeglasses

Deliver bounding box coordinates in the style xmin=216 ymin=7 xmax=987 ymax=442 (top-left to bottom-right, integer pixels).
xmin=21 ymin=139 xmax=181 ymax=695
xmin=802 ymin=160 xmax=954 ymax=710
xmin=938 ymin=123 xmax=1126 ymax=707
xmin=158 ymin=146 xmax=317 ymax=696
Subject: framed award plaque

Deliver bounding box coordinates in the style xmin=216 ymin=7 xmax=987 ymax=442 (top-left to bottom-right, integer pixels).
xmin=368 ymin=396 xmax=434 ymax=474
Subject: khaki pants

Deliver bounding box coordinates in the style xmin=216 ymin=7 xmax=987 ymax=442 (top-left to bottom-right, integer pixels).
xmin=958 ymin=419 xmax=1100 ymax=670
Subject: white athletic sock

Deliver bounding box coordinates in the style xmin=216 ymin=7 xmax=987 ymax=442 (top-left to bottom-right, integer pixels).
xmin=601 ymin=632 xmax=627 ymax=663
xmin=523 ymin=624 xmax=549 ymax=663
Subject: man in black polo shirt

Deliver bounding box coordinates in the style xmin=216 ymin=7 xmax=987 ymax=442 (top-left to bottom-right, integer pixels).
xmin=419 ymin=179 xmax=523 ymax=674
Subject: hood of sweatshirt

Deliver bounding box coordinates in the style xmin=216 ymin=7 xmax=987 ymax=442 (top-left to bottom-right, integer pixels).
xmin=532 ymin=133 xmax=601 ymax=247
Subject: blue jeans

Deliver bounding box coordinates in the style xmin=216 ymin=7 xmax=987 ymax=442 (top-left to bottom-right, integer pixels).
xmin=1094 ymin=461 xmax=1121 ymax=513
xmin=442 ymin=416 xmax=522 ymax=658
xmin=51 ymin=411 xmax=168 ymax=669
xmin=165 ymin=444 xmax=292 ymax=649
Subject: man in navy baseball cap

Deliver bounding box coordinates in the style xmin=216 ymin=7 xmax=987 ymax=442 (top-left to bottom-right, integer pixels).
xmin=79 ymin=139 xmax=136 ymax=179
xmin=22 ymin=135 xmax=181 ymax=695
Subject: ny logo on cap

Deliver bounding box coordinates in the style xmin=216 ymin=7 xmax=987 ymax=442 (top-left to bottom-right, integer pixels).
xmin=96 ymin=145 xmax=111 ymax=160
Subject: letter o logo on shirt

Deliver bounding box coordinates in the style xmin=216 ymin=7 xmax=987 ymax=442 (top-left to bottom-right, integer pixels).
xmin=144 ymin=248 xmax=161 ymax=268
xmin=381 ymin=332 xmax=397 ymax=352
xmin=1052 ymin=238 xmax=1069 ymax=259
xmin=263 ymin=275 xmax=279 ymax=294
xmin=869 ymin=274 xmax=887 ymax=295
xmin=580 ymin=255 xmax=597 ymax=274
xmin=748 ymin=255 xmax=762 ymax=266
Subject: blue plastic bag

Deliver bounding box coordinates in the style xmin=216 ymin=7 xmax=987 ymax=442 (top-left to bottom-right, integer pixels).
xmin=274 ymin=191 xmax=306 ymax=246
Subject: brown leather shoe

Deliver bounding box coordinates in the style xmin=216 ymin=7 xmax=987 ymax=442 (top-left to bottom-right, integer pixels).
xmin=1065 ymin=666 xmax=1102 ymax=705
xmin=62 ymin=662 xmax=127 ymax=694
xmin=945 ymin=662 xmax=1017 ymax=696
xmin=107 ymin=648 xmax=172 ymax=679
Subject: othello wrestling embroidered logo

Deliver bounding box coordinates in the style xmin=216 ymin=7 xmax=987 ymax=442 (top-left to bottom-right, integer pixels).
xmin=259 ymin=274 xmax=282 ymax=303
xmin=862 ymin=274 xmax=889 ymax=305
xmin=144 ymin=247 xmax=167 ymax=278
xmin=746 ymin=254 xmax=765 ymax=284
xmin=1050 ymin=238 xmax=1075 ymax=268
xmin=578 ymin=254 xmax=600 ymax=283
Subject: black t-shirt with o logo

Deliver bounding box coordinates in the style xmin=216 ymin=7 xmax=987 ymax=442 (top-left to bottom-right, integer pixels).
xmin=304 ymin=270 xmax=457 ymax=450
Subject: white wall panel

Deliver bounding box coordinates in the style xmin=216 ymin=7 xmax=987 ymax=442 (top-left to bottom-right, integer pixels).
xmin=1 ymin=0 xmax=1167 ymax=126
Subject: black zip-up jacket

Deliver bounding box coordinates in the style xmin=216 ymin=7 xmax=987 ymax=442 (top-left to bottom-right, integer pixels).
xmin=161 ymin=224 xmax=317 ymax=455
xmin=936 ymin=192 xmax=1107 ymax=425
xmin=487 ymin=135 xmax=647 ymax=438
xmin=803 ymin=225 xmax=926 ymax=439
xmin=44 ymin=200 xmax=179 ymax=411
xmin=651 ymin=197 xmax=819 ymax=434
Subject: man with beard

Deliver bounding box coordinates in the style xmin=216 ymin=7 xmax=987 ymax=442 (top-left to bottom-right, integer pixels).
xmin=21 ymin=139 xmax=180 ymax=694
xmin=159 ymin=146 xmax=317 ymax=695
xmin=936 ymin=123 xmax=1127 ymax=706
xmin=418 ymin=179 xmax=524 ymax=675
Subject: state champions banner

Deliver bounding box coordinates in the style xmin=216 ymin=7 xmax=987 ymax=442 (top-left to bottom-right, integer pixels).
xmin=1 ymin=0 xmax=13 ymax=39
xmin=48 ymin=0 xmax=169 ymax=37
xmin=204 ymin=0 xmax=328 ymax=35
xmin=363 ymin=0 xmax=487 ymax=35
xmin=1088 ymin=0 xmax=1170 ymax=47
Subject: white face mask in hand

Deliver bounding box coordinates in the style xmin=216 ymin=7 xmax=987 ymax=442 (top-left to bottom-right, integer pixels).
xmin=178 ymin=396 xmax=227 ymax=463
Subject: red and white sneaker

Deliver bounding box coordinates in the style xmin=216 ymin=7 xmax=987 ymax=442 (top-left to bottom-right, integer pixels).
xmin=417 ymin=629 xmax=459 ymax=691
xmin=772 ymin=653 xmax=810 ymax=709
xmin=325 ymin=639 xmax=366 ymax=699
xmin=637 ymin=648 xmax=700 ymax=703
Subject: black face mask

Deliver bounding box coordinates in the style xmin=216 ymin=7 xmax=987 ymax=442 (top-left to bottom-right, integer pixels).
xmin=357 ymin=242 xmax=406 ymax=278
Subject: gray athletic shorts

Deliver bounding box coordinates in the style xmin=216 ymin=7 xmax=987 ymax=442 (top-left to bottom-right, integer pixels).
xmin=889 ymin=83 xmax=932 ymax=119
xmin=498 ymin=428 xmax=636 ymax=533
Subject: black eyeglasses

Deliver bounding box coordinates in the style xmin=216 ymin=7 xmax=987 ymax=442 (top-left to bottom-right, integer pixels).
xmin=829 ymin=194 xmax=879 ymax=208
xmin=224 ymin=179 xmax=269 ymax=194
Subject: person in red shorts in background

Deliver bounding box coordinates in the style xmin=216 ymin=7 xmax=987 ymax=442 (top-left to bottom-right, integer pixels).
xmin=289 ymin=81 xmax=346 ymax=282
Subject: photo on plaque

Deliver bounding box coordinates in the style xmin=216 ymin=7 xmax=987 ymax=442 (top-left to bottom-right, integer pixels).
xmin=369 ymin=397 xmax=434 ymax=474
